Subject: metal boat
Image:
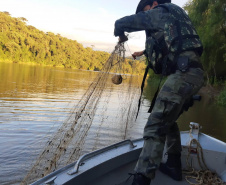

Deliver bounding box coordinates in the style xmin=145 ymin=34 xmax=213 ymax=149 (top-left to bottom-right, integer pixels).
xmin=31 ymin=122 xmax=226 ymax=185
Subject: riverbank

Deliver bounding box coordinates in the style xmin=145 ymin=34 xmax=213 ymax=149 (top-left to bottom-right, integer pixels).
xmin=2 ymin=60 xmax=225 ymax=106
xmin=0 ymin=59 xmax=146 ymax=75
xmin=199 ymin=84 xmax=221 ymax=99
xmin=0 ymin=59 xmax=68 ymax=68
xmin=147 ymin=74 xmax=226 ymax=107
xmin=200 ymin=84 xmax=226 ymax=107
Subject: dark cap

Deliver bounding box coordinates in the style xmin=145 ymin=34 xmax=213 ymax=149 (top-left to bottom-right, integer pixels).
xmin=158 ymin=0 xmax=171 ymax=4
xmin=136 ymin=0 xmax=154 ymax=14
xmin=135 ymin=0 xmax=171 ymax=14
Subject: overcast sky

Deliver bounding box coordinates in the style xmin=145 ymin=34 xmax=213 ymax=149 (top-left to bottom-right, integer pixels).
xmin=0 ymin=0 xmax=189 ymax=54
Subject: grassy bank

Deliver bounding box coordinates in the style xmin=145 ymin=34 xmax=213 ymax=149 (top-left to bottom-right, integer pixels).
xmin=207 ymin=79 xmax=226 ymax=107
xmin=217 ymin=85 xmax=226 ymax=107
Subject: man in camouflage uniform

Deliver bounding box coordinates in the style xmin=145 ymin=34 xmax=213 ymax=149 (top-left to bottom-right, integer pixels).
xmin=114 ymin=0 xmax=204 ymax=184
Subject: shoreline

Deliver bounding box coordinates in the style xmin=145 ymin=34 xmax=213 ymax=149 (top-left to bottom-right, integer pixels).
xmin=199 ymin=84 xmax=221 ymax=100
xmin=0 ymin=60 xmax=144 ymax=75
xmin=1 ymin=60 xmax=225 ymax=103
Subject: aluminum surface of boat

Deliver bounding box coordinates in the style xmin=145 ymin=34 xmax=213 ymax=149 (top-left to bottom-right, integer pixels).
xmin=31 ymin=123 xmax=226 ymax=185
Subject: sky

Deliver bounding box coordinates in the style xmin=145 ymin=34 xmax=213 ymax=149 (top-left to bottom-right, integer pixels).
xmin=0 ymin=0 xmax=189 ymax=54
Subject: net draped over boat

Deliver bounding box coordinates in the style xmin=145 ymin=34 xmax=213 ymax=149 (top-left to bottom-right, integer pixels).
xmin=21 ymin=43 xmax=142 ymax=184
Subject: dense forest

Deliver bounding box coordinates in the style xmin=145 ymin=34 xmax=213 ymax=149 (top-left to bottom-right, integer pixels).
xmin=184 ymin=0 xmax=226 ymax=82
xmin=0 ymin=11 xmax=146 ymax=75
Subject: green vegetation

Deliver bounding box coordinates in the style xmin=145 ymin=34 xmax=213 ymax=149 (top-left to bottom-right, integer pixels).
xmin=184 ymin=0 xmax=226 ymax=83
xmin=184 ymin=0 xmax=226 ymax=106
xmin=0 ymin=11 xmax=146 ymax=74
xmin=217 ymin=86 xmax=226 ymax=107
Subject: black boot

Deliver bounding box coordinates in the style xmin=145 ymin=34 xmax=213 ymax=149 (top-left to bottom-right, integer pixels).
xmin=131 ymin=173 xmax=151 ymax=185
xmin=159 ymin=153 xmax=182 ymax=181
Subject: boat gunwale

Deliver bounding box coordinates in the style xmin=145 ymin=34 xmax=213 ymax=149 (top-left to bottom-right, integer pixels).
xmin=31 ymin=133 xmax=226 ymax=184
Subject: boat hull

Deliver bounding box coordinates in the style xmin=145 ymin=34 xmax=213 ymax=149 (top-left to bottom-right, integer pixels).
xmin=31 ymin=132 xmax=226 ymax=185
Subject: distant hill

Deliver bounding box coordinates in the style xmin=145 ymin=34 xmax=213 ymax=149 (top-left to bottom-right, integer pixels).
xmin=0 ymin=11 xmax=146 ymax=74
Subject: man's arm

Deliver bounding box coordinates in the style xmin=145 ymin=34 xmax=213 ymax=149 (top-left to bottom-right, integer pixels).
xmin=114 ymin=7 xmax=168 ymax=37
xmin=132 ymin=50 xmax=145 ymax=59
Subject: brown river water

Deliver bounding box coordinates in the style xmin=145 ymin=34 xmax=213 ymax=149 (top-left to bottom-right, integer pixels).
xmin=0 ymin=62 xmax=225 ymax=185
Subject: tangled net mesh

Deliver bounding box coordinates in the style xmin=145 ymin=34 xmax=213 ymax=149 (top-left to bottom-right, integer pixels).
xmin=21 ymin=43 xmax=142 ymax=184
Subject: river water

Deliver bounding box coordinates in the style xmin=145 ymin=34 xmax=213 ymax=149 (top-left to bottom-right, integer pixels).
xmin=0 ymin=62 xmax=225 ymax=185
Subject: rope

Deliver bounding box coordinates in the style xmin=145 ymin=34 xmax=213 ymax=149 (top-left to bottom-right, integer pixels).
xmin=183 ymin=138 xmax=226 ymax=185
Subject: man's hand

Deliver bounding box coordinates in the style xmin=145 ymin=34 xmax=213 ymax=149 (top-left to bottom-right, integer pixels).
xmin=118 ymin=34 xmax=128 ymax=43
xmin=132 ymin=51 xmax=144 ymax=59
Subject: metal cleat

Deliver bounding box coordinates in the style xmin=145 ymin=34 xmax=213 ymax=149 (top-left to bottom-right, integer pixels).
xmin=187 ymin=122 xmax=202 ymax=153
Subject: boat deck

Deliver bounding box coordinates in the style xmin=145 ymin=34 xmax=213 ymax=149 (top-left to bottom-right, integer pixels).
xmin=90 ymin=160 xmax=190 ymax=185
xmin=152 ymin=171 xmax=189 ymax=185
xmin=120 ymin=171 xmax=189 ymax=185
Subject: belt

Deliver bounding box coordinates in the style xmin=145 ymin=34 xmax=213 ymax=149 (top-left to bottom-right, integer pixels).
xmin=169 ymin=60 xmax=203 ymax=75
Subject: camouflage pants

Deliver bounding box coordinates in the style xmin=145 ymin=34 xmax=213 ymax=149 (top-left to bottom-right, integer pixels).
xmin=134 ymin=67 xmax=204 ymax=179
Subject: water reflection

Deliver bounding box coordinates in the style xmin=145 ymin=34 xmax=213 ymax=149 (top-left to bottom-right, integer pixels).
xmin=0 ymin=63 xmax=95 ymax=184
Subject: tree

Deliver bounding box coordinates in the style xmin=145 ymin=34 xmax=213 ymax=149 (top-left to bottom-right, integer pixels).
xmin=3 ymin=11 xmax=10 ymax=16
xmin=19 ymin=17 xmax=28 ymax=23
xmin=184 ymin=0 xmax=226 ymax=81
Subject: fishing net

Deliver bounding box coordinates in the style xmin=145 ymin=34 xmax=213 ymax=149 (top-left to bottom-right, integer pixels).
xmin=21 ymin=42 xmax=143 ymax=184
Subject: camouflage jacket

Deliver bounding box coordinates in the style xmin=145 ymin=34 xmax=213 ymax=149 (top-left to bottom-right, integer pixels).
xmin=114 ymin=4 xmax=167 ymax=37
xmin=114 ymin=3 xmax=203 ymax=74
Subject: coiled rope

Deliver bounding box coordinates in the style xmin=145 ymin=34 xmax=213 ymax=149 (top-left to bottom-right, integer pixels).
xmin=183 ymin=138 xmax=226 ymax=185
